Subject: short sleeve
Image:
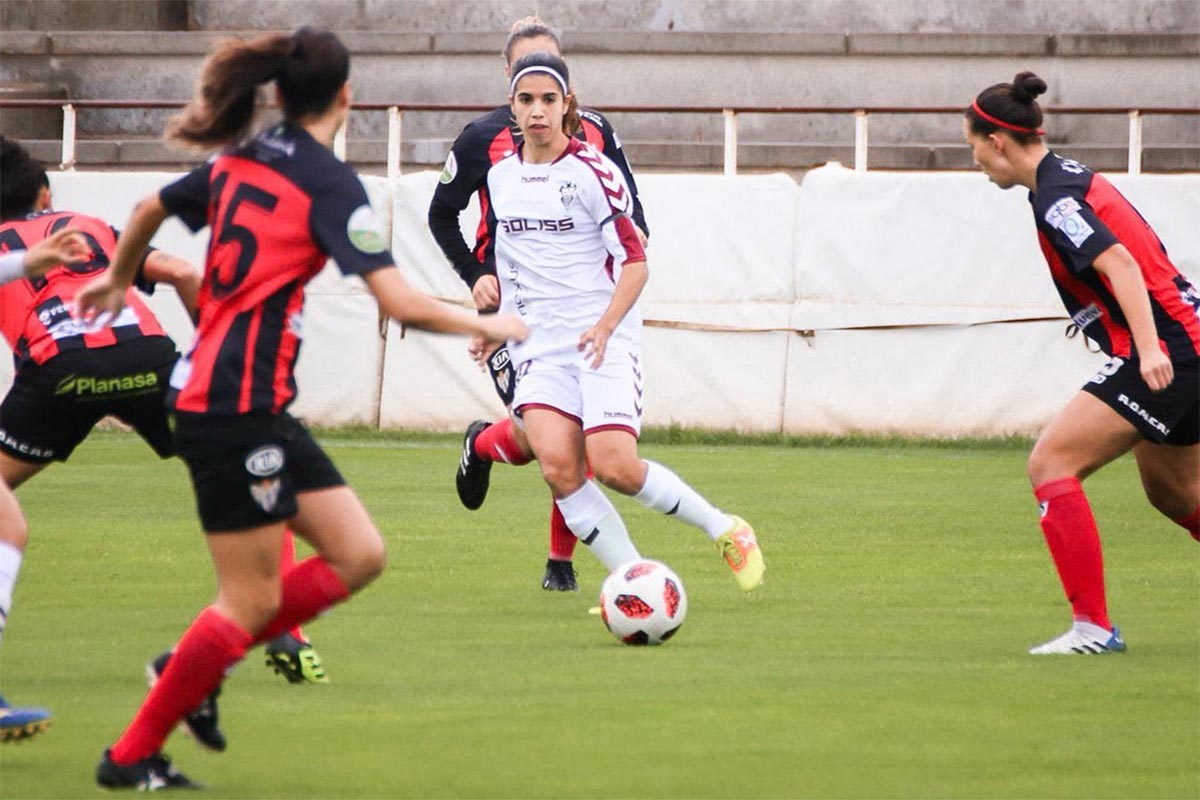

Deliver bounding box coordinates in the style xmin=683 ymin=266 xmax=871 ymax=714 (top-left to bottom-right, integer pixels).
xmin=159 ymin=162 xmax=214 ymax=233
xmin=580 ymin=153 xmax=645 ymax=267
xmin=430 ymin=123 xmax=494 ymax=212
xmin=110 ymin=225 xmax=157 ymax=294
xmin=309 ymin=167 xmax=395 ymax=277
xmin=1032 ymin=171 xmax=1120 ymax=274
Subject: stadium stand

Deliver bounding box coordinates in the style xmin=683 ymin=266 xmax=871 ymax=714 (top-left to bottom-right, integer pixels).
xmin=1 ymin=0 xmax=1197 ymax=173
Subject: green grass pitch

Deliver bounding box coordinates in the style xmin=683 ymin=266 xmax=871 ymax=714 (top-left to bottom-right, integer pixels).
xmin=1 ymin=433 xmax=1196 ymax=798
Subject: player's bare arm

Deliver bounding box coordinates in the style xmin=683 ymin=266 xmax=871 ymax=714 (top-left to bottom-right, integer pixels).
xmin=143 ymin=251 xmax=202 ymax=324
xmin=364 ymin=266 xmax=527 ymax=343
xmin=1092 ymin=244 xmax=1173 ymax=391
xmin=77 ymin=195 xmax=170 ymax=320
xmin=579 ymin=259 xmax=647 ymax=368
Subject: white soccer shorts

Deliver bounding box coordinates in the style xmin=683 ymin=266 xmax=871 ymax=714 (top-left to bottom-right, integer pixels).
xmin=512 ymin=346 xmax=644 ymax=437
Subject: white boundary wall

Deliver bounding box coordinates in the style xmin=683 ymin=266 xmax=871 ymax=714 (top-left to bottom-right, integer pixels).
xmin=3 ymin=166 xmax=1196 ymax=436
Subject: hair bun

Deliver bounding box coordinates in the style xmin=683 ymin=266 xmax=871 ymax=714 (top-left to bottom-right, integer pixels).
xmin=1012 ymin=71 xmax=1048 ymax=104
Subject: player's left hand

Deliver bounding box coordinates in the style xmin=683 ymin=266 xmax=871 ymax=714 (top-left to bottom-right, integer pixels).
xmin=579 ymin=322 xmax=613 ymax=369
xmin=74 ymin=272 xmax=127 ymax=324
xmin=24 ymin=229 xmax=89 ymax=277
xmin=1140 ymin=349 xmax=1174 ymax=392
xmin=467 ymin=336 xmax=501 ymax=370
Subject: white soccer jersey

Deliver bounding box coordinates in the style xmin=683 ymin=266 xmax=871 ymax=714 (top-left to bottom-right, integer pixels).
xmin=487 ymin=138 xmax=647 ymax=364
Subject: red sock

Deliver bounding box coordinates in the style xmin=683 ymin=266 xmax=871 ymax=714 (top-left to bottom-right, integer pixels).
xmin=252 ymin=556 xmax=350 ymax=646
xmin=474 ymin=418 xmax=532 ymax=466
xmin=110 ymin=607 xmax=251 ymax=765
xmin=1034 ymin=478 xmax=1111 ymax=630
xmin=548 ymin=500 xmax=577 ymax=561
xmin=278 ymin=529 xmax=306 ymax=642
xmin=1174 ymin=506 xmax=1200 ymax=542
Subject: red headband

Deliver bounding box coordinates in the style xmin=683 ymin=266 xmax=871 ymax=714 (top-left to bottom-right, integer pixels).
xmin=971 ymin=100 xmax=1044 ymax=136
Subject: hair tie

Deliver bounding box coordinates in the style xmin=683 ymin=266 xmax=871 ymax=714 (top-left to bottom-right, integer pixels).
xmin=510 ymin=65 xmax=568 ymax=97
xmin=971 ymin=100 xmax=1044 ymax=136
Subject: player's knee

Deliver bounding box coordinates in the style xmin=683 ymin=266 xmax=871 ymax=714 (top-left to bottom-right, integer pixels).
xmin=1027 ymin=443 xmax=1074 ymax=487
xmin=330 ymin=527 xmax=386 ymax=591
xmin=591 ymin=457 xmax=643 ymax=496
xmin=351 ymin=529 xmax=387 ymax=588
xmin=538 ymin=458 xmax=583 ymax=496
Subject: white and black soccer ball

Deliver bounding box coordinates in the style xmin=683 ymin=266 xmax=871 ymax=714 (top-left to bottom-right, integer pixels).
xmin=599 ymin=560 xmax=687 ymax=645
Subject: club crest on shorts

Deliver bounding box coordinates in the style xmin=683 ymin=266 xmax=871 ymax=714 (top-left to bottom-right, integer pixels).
xmin=245 ymin=445 xmax=284 ymax=477
xmin=559 ymin=180 xmax=577 ymax=209
xmin=250 ymin=478 xmax=282 ymax=513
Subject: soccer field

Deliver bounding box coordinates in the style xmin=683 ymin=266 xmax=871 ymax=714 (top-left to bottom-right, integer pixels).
xmin=2 ymin=433 xmax=1197 ymax=799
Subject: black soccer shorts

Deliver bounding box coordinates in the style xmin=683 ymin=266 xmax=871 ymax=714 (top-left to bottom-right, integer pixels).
xmin=1082 ymin=354 xmax=1199 ymax=445
xmin=173 ymin=411 xmax=345 ymax=532
xmin=0 ymin=336 xmax=179 ymax=463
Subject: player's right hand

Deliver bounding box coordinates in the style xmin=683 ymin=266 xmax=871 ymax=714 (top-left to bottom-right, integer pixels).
xmin=472 ymin=275 xmax=500 ymax=311
xmin=477 ymin=313 xmax=527 ymax=344
xmin=1140 ymin=348 xmax=1174 ymax=392
xmin=74 ymin=273 xmax=127 ymax=323
xmin=23 ymin=228 xmax=89 ymax=277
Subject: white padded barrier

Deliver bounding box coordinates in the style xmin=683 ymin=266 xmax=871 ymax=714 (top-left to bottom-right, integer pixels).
xmin=2 ymin=166 xmax=1196 ymax=436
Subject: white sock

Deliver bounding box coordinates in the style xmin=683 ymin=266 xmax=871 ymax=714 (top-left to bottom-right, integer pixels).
xmin=0 ymin=540 xmax=24 ymax=645
xmin=633 ymin=460 xmax=733 ymax=540
xmin=555 ymin=481 xmax=640 ymax=571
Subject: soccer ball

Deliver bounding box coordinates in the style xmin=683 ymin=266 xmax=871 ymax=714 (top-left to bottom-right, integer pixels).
xmin=599 ymin=560 xmax=688 ymax=645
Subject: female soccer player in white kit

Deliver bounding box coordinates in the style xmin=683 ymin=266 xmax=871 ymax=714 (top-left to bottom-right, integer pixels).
xmin=489 ymin=51 xmax=764 ymax=587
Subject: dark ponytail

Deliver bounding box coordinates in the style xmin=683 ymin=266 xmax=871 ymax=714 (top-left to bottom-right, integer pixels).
xmin=966 ymin=71 xmax=1048 ymax=144
xmin=167 ymin=27 xmax=349 ymax=150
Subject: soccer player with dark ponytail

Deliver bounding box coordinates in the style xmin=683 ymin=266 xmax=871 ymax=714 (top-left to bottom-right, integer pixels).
xmin=964 ymin=72 xmax=1199 ymax=655
xmin=80 ymin=28 xmax=524 ymax=789
xmin=432 ymin=16 xmax=649 ymax=593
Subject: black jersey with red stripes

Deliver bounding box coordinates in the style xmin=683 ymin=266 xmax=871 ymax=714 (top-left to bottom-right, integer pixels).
xmin=1029 ymin=151 xmax=1200 ymax=362
xmin=159 ymin=121 xmax=394 ymax=416
xmin=428 ymin=105 xmax=648 ymax=291
xmin=0 ymin=210 xmax=163 ymax=367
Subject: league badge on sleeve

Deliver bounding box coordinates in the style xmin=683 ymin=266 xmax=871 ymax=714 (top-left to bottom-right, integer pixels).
xmin=1044 ymin=196 xmax=1094 ymax=248
xmin=439 ymin=151 xmax=458 ymax=185
xmin=347 ymin=205 xmax=388 ymax=254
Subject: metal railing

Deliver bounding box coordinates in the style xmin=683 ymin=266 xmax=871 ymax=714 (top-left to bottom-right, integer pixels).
xmin=2 ymin=99 xmax=1196 ymax=176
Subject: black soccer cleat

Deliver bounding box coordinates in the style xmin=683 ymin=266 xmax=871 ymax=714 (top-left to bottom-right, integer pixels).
xmin=542 ymin=559 xmax=579 ymax=592
xmin=148 ymin=651 xmax=226 ymax=753
xmin=96 ymin=748 xmax=202 ymax=791
xmin=455 ymin=420 xmax=493 ymax=510
xmin=264 ymin=632 xmax=328 ymax=684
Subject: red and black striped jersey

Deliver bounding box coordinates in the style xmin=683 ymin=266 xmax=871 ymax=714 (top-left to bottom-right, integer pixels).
xmin=1030 ymin=151 xmax=1200 ymax=362
xmin=0 ymin=210 xmax=164 ymax=367
xmin=160 ymin=122 xmax=394 ymax=416
xmin=428 ymin=105 xmax=648 ymax=292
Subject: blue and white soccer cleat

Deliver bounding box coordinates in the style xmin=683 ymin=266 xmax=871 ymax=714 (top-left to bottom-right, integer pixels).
xmin=0 ymin=695 xmax=52 ymax=742
xmin=1029 ymin=623 xmax=1126 ymax=655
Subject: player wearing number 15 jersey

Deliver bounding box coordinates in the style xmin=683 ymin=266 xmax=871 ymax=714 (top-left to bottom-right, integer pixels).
xmin=78 ymin=28 xmax=522 ymax=790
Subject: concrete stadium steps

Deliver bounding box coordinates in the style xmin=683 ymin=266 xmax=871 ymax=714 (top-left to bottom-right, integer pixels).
xmin=183 ymin=0 xmax=1199 ymax=35
xmin=2 ymin=29 xmax=1197 ymax=172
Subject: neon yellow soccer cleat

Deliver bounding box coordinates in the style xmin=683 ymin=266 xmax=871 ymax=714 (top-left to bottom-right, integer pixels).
xmin=715 ymin=516 xmax=764 ymax=591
